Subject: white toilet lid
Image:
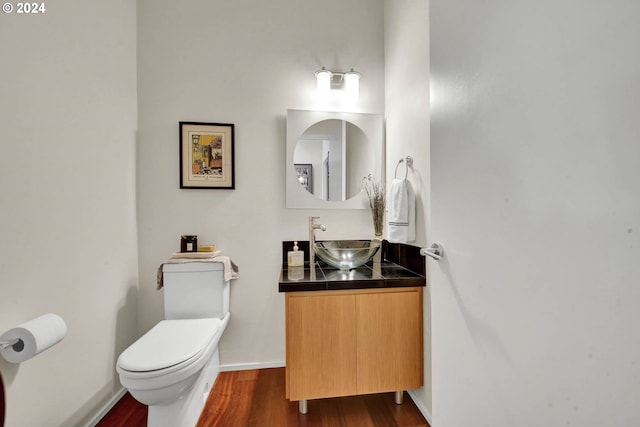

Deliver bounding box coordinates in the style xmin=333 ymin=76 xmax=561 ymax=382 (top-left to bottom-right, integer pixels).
xmin=118 ymin=318 xmax=221 ymax=373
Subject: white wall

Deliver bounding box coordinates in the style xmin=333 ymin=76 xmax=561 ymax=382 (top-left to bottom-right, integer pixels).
xmin=0 ymin=1 xmax=138 ymax=426
xmin=430 ymin=1 xmax=640 ymax=425
xmin=384 ymin=0 xmax=431 ymax=418
xmin=136 ymin=0 xmax=385 ymax=367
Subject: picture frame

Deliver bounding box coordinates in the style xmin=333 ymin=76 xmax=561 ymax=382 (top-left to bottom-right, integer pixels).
xmin=294 ymin=164 xmax=312 ymax=192
xmin=179 ymin=122 xmax=235 ymax=189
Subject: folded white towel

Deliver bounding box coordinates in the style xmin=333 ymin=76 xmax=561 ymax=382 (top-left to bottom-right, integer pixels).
xmin=387 ymin=178 xmax=415 ymax=243
xmin=156 ymin=255 xmax=239 ymax=289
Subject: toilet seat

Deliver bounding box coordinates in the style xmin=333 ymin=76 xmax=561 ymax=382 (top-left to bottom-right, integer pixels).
xmin=116 ymin=314 xmax=229 ymax=408
xmin=118 ymin=318 xmax=221 ymax=377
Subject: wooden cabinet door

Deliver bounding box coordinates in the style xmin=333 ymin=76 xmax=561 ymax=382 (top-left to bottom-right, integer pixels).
xmin=286 ymin=292 xmax=357 ymax=400
xmin=356 ymin=287 xmax=423 ymax=394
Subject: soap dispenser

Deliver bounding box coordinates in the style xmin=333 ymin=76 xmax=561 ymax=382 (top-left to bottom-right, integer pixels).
xmin=287 ymin=241 xmax=304 ymax=267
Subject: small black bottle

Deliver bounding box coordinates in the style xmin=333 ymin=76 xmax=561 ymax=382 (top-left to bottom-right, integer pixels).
xmin=180 ymin=235 xmax=198 ymax=252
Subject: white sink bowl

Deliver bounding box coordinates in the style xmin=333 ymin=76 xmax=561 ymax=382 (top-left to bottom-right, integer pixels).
xmin=313 ymin=240 xmax=381 ymax=271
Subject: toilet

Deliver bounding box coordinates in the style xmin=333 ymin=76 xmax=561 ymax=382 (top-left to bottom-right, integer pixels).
xmin=117 ymin=262 xmax=231 ymax=427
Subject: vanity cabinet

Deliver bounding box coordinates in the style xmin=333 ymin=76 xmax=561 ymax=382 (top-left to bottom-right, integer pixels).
xmin=285 ymin=286 xmax=423 ymax=402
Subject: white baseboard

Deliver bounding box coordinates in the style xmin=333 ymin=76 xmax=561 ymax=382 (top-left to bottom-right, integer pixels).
xmin=85 ymin=387 xmax=127 ymax=427
xmin=220 ymin=360 xmax=285 ymax=372
xmin=408 ymin=390 xmax=433 ymax=426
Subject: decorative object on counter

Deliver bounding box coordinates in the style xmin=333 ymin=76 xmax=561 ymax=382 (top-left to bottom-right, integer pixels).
xmin=180 ymin=234 xmax=198 ymax=252
xmin=179 ymin=122 xmax=235 ymax=189
xmin=387 ymin=156 xmax=416 ymax=243
xmin=363 ymin=175 xmax=385 ymax=240
xmin=287 ymin=241 xmax=304 ymax=267
xmin=198 ymin=244 xmax=216 ymax=252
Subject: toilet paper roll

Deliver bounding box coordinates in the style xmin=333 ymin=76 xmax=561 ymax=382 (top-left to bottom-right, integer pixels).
xmin=0 ymin=314 xmax=67 ymax=363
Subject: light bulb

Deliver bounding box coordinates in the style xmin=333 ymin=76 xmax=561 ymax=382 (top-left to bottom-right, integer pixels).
xmin=344 ymin=69 xmax=360 ymax=100
xmin=315 ymin=67 xmax=331 ymax=98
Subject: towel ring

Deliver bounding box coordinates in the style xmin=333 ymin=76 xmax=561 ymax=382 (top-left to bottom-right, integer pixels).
xmin=394 ymin=156 xmax=413 ymax=179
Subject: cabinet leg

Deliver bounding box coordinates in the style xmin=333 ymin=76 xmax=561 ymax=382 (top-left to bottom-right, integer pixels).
xmin=394 ymin=391 xmax=404 ymax=405
xmin=299 ymin=399 xmax=308 ymax=414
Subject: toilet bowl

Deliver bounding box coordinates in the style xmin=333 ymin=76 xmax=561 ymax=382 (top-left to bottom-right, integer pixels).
xmin=117 ymin=261 xmax=233 ymax=427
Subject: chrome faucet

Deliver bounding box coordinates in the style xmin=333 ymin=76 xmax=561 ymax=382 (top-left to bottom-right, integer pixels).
xmin=308 ymin=216 xmax=326 ymax=267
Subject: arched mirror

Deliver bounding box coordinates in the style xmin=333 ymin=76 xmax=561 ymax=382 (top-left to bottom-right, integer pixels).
xmin=293 ymin=119 xmax=372 ymax=201
xmin=286 ymin=109 xmax=383 ymax=209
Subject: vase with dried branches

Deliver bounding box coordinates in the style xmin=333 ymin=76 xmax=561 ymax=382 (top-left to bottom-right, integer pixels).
xmin=364 ymin=177 xmax=385 ymax=240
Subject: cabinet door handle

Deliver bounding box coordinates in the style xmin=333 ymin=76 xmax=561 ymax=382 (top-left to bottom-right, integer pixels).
xmin=420 ymin=243 xmax=443 ymax=260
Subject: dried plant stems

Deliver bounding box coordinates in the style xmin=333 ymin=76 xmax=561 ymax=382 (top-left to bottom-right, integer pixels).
xmin=365 ymin=179 xmax=385 ymax=237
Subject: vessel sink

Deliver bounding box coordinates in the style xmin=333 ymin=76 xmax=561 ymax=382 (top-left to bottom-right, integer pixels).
xmin=313 ymin=240 xmax=381 ymax=270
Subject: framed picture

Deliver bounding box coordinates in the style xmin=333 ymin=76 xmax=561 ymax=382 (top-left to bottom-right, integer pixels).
xmin=179 ymin=122 xmax=235 ymax=189
xmin=294 ymin=164 xmax=312 ymax=192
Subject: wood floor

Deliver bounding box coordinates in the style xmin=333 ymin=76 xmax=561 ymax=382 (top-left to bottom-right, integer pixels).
xmin=97 ymin=368 xmax=429 ymax=427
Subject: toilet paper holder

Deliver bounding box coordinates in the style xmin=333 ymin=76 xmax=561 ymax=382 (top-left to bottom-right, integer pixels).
xmin=0 ymin=338 xmax=24 ymax=352
xmin=1 ymin=313 xmax=67 ymax=363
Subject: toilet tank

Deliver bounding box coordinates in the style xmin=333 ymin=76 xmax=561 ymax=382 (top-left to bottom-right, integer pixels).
xmin=162 ymin=262 xmax=230 ymax=320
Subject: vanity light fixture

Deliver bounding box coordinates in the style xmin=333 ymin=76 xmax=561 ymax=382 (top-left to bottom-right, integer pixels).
xmin=315 ymin=67 xmax=360 ymax=100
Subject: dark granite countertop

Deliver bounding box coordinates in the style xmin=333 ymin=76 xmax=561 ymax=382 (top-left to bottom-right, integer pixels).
xmin=278 ymin=240 xmax=426 ymax=292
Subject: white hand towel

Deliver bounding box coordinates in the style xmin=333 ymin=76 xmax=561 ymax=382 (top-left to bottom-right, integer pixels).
xmin=387 ymin=178 xmax=415 ymax=243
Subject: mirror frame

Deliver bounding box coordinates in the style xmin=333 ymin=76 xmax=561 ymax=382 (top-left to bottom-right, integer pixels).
xmin=286 ymin=109 xmax=384 ymax=209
